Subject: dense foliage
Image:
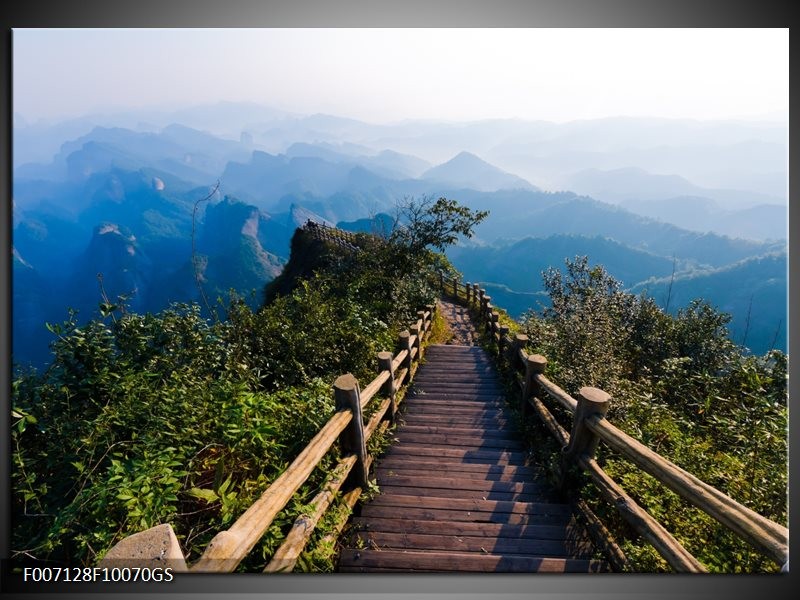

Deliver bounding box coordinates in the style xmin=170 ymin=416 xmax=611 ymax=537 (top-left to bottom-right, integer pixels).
xmin=11 ymin=197 xmax=485 ymax=569
xmin=520 ymin=257 xmax=788 ymax=572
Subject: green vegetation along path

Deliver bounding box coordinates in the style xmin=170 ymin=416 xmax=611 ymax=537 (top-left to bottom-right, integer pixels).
xmin=338 ymin=303 xmax=608 ymax=572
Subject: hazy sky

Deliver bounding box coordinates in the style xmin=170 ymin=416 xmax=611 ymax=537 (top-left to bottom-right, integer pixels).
xmin=13 ymin=28 xmax=789 ymax=124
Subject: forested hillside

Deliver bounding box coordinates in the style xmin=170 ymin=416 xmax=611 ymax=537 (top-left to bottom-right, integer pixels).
xmin=10 ymin=198 xmax=483 ymax=570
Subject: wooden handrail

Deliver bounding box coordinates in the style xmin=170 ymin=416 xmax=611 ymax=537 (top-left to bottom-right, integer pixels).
xmin=586 ymin=415 xmax=788 ymax=565
xmin=442 ymin=272 xmax=788 ymax=572
xmin=101 ymin=298 xmax=436 ymax=573
xmin=190 ymin=409 xmax=354 ymax=571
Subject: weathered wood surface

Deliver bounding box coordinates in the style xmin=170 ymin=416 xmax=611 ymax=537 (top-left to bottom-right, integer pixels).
xmin=338 ymin=344 xmax=608 ymax=572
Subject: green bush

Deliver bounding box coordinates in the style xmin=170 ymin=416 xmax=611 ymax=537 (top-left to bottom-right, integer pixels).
xmin=520 ymin=256 xmax=787 ymax=572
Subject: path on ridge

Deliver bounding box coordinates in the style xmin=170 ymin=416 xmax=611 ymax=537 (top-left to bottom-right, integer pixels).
xmin=437 ymin=298 xmax=479 ymax=345
xmin=337 ymin=302 xmax=607 ymax=572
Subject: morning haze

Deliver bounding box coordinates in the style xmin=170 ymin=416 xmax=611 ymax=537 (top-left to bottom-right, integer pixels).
xmin=8 ymin=27 xmax=791 ymax=576
xmin=12 ymin=28 xmax=788 ymax=368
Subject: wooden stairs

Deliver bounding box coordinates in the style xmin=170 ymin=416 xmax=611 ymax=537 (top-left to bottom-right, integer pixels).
xmin=338 ymin=344 xmax=609 ymax=572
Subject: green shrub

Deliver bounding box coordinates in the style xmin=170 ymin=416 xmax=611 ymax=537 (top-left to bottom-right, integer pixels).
xmin=520 ymin=256 xmax=787 ymax=572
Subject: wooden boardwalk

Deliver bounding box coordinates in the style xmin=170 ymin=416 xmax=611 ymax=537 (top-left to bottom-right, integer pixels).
xmin=338 ymin=343 xmax=609 ymax=572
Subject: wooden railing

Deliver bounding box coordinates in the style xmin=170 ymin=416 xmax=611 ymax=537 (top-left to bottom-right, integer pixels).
xmin=100 ymin=304 xmax=436 ymax=572
xmin=303 ymin=220 xmax=360 ymax=252
xmin=441 ymin=274 xmax=789 ymax=573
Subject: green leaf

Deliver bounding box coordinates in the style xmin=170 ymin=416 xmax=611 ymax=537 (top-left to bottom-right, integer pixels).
xmin=187 ymin=488 xmax=219 ymax=503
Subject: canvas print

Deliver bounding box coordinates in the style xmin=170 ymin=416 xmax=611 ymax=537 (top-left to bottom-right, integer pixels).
xmin=10 ymin=28 xmax=788 ymax=575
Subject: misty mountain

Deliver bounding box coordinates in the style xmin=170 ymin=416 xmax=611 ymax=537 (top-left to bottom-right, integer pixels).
xmin=630 ymin=251 xmax=787 ymax=355
xmin=447 ymin=234 xmax=680 ymax=294
xmin=15 ymin=124 xmax=253 ymax=187
xmin=220 ymin=151 xmax=364 ymax=207
xmin=420 ymin=151 xmax=537 ymax=192
xmin=12 ymin=167 xmax=294 ymax=368
xmin=146 ymin=196 xmax=287 ymax=312
xmin=70 ymin=222 xmax=154 ymax=314
xmin=453 ymin=190 xmax=782 ymax=269
xmin=13 ymin=101 xmax=296 ymax=166
xmin=619 ymin=196 xmax=787 ymax=241
xmin=337 ymin=213 xmax=396 ymax=237
xmin=284 ymin=143 xmax=431 ymax=181
xmin=195 ymin=196 xmax=285 ymax=298
xmin=561 ymin=167 xmax=784 ymax=209
xmin=11 ymin=107 xmax=788 ymax=368
xmin=12 ymin=249 xmax=54 ymax=369
xmin=483 ymin=117 xmax=787 ymax=199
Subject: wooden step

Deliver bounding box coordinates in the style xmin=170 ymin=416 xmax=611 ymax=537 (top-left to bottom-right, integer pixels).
xmin=349 ymin=516 xmax=587 ymax=542
xmin=375 ymin=459 xmax=538 ymax=478
xmin=350 ymin=530 xmax=594 ymax=557
xmin=375 ymin=473 xmax=546 ymax=494
xmin=384 ymin=445 xmax=530 ymax=465
xmin=397 ymin=425 xmax=519 ymax=439
xmin=336 ymin=328 xmax=605 ymax=572
xmin=390 ymin=432 xmax=524 ymax=450
xmin=338 ymin=549 xmax=608 ymax=572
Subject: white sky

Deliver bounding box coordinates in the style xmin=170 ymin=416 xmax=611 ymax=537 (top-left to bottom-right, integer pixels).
xmin=13 ymin=28 xmax=789 ymax=124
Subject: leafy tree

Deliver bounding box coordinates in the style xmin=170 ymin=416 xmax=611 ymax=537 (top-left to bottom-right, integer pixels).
xmin=390 ymin=195 xmax=488 ymax=254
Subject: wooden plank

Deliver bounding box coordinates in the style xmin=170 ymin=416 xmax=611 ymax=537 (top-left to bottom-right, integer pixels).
xmin=398 ymin=415 xmax=514 ymax=428
xmin=352 ymin=531 xmax=594 ymax=557
xmin=376 ymin=467 xmax=534 ymax=484
xmin=388 ymin=433 xmax=525 ymax=450
xmin=397 ymin=425 xmax=518 ymax=440
xmin=413 ymin=375 xmax=501 ymax=383
xmin=363 ymin=494 xmax=573 ymax=516
xmin=383 ymin=445 xmax=529 ymax=464
xmin=375 ymin=485 xmax=551 ymax=502
xmin=405 ymin=393 xmax=506 ymax=402
xmin=410 ymin=380 xmax=504 ymax=396
xmin=349 ymin=517 xmax=586 ymax=541
xmin=338 ymin=549 xmax=608 ymax=572
xmin=398 ymin=402 xmax=507 ymax=414
xmin=375 ymin=474 xmax=546 ymax=495
xmin=358 ymin=504 xmax=574 ymax=526
xmin=412 ymin=381 xmax=504 ymax=388
xmin=403 ymin=396 xmax=507 ymax=406
xmin=418 ymin=367 xmax=498 ymax=372
xmin=375 ymin=460 xmax=538 ymax=478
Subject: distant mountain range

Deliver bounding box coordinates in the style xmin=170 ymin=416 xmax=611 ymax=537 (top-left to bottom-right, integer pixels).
xmin=420 ymin=151 xmax=536 ymax=192
xmin=619 ymin=196 xmax=786 ymax=241
xmin=11 ymin=107 xmax=788 ymax=367
xmin=561 ymin=166 xmax=785 ymax=210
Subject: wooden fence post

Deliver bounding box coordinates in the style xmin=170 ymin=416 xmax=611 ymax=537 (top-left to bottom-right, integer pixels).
xmin=564 ymin=387 xmax=611 ymax=462
xmin=478 ymin=288 xmax=485 ymax=313
xmin=452 ymin=276 xmax=459 ymax=299
xmin=498 ymin=325 xmax=509 ymax=359
xmin=483 ymin=298 xmax=493 ymax=331
xmin=416 ymin=311 xmax=426 ymax=359
xmin=334 ymin=374 xmax=368 ymax=489
xmin=399 ymin=330 xmax=412 ymax=372
xmin=377 ymin=352 xmax=396 ymax=420
xmin=439 ymin=271 xmax=444 ymax=294
xmin=522 ymin=354 xmax=547 ymax=417
xmin=560 ymin=387 xmax=611 ymax=494
xmin=512 ymin=334 xmax=529 ymax=371
xmin=465 ymin=283 xmax=472 ymax=304
xmin=410 ymin=323 xmax=421 ymax=365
